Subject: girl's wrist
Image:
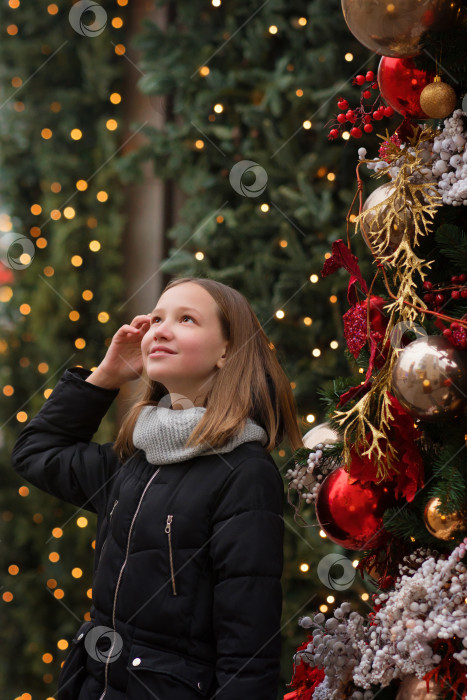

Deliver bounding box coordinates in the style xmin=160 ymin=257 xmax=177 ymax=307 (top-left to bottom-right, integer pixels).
xmin=85 ymin=366 xmax=123 ymax=390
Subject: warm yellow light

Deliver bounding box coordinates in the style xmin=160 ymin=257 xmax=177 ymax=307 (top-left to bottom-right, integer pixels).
xmin=298 ymin=17 xmax=307 ymax=26
xmin=52 ymin=528 xmax=63 ymax=538
xmin=306 ymin=414 xmax=315 ymax=423
xmin=69 ymin=310 xmax=80 ymax=322
xmin=358 ymin=368 xmax=364 ymax=374
xmin=214 ymin=104 xmax=223 ymax=113
xmin=19 ymin=303 xmax=31 ymax=316
xmin=352 ymin=560 xmax=359 ymax=567
xmin=195 ymin=140 xmax=204 ymax=149
xmin=50 ymin=210 xmax=61 ymax=220
xmin=31 ymin=204 xmax=42 ymax=215
xmin=110 ymin=92 xmax=121 ymax=104
xmin=47 ymin=4 xmax=59 ymax=14
xmin=3 ymin=385 xmax=14 ymax=396
xmin=327 ymin=595 xmax=335 ymax=603
xmin=64 ymin=207 xmax=76 ymax=219
xmin=76 ymin=180 xmax=88 ymax=191
xmin=303 ymin=317 xmax=312 ymax=326
xmin=269 ymin=25 xmax=278 ymax=34
xmin=98 ymin=312 xmax=109 ymax=323
xmin=195 ymin=251 xmax=204 ymax=260
xmin=41 ymin=128 xmax=53 ymax=139
xmin=70 ymin=129 xmax=82 ymax=140
xmin=16 ymin=411 xmax=28 ymax=423
xmin=47 ymin=579 xmax=57 ymax=589
xmin=42 ymin=653 xmax=53 ymax=664
xmin=319 ymin=604 xmax=328 ymax=613
xmin=75 ymin=338 xmax=86 ymax=350
xmin=57 ymin=639 xmax=69 ymax=650
xmin=89 ymin=240 xmax=101 ymax=252
xmin=310 ymin=274 xmax=319 ymax=283
xmin=327 ymin=173 xmax=336 ymax=181
xmin=299 ymin=563 xmax=309 ymax=572
xmin=7 ymin=24 xmax=18 ymax=35
xmin=72 ymin=568 xmax=83 ymax=578
xmin=51 ymin=182 xmax=61 ymax=193
xmin=260 ymin=203 xmax=270 ymax=212
xmin=114 ymin=44 xmax=126 ymax=55
xmin=342 ymin=131 xmax=350 ymax=140
xmin=106 ymin=119 xmax=118 ymax=131
xmin=296 ymin=89 xmax=303 ymax=97
xmin=2 ymin=591 xmax=13 ymax=602
xmin=303 ymin=120 xmax=312 ymax=129
xmin=345 ymin=53 xmax=354 ymax=61
xmin=212 ymin=0 xmax=221 ymax=5
xmin=97 ymin=191 xmax=108 ymax=202
xmin=319 ymin=529 xmax=327 ymax=538
xmin=199 ymin=66 xmax=210 ymax=77
xmin=275 ymin=310 xmax=285 ymax=319
xmin=82 ymin=290 xmax=93 ymax=301
xmin=8 ymin=565 xmax=19 ymax=575
xmin=9 ymin=0 xmax=20 ymax=8
xmin=54 ymin=588 xmax=64 ymax=599
xmin=329 ymin=294 xmax=337 ymax=303
xmin=330 ymin=340 xmax=339 ymax=349
xmin=111 ymin=17 xmax=123 ymax=28
xmin=280 ymin=240 xmax=288 ymax=247
xmin=71 ymin=255 xmax=82 ymax=267
xmin=77 ymin=517 xmax=88 ymax=528
xmin=49 ymin=552 xmax=60 ymax=563
xmin=361 ymin=593 xmax=369 ymax=601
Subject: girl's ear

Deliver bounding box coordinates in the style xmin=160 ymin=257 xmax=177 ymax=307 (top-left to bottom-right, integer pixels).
xmin=216 ymin=343 xmax=229 ymax=369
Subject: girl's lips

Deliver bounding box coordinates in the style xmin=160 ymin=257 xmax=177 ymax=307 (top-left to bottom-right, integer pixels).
xmin=149 ymin=350 xmax=175 ymax=357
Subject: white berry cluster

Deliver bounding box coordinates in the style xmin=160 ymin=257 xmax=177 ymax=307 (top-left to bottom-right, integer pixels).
xmin=297 ymin=607 xmax=374 ymax=700
xmin=352 ymin=537 xmax=467 ymax=689
xmin=357 ymin=137 xmax=436 ymax=184
xmin=285 ymin=444 xmax=337 ymax=505
xmin=430 ymin=109 xmax=467 ymax=206
xmin=295 ymin=539 xmax=467 ymax=696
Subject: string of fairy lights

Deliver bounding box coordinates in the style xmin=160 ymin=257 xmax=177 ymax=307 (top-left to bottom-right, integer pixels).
xmin=1 ymin=2 xmax=370 ymax=696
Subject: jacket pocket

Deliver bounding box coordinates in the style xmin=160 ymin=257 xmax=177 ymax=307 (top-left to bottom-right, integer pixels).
xmin=165 ymin=514 xmax=177 ymax=596
xmin=56 ymin=620 xmax=95 ymax=700
xmin=126 ymin=643 xmax=215 ymax=697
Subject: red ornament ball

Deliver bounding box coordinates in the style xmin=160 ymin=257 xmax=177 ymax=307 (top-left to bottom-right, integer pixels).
xmin=377 ymin=57 xmax=436 ymax=119
xmin=315 ymin=467 xmax=395 ymax=550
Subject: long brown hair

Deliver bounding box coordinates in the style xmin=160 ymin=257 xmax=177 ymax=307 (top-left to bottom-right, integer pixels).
xmin=112 ymin=276 xmax=303 ymax=461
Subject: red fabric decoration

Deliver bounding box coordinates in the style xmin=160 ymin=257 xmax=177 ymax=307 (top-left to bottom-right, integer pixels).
xmin=284 ymin=636 xmax=325 ymax=700
xmin=348 ymin=393 xmax=424 ymax=502
xmin=321 ymin=239 xmax=368 ymax=305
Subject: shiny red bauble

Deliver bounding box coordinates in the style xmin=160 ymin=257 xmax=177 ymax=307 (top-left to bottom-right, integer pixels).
xmin=377 ymin=57 xmax=436 ymax=119
xmin=315 ymin=467 xmax=396 ymax=550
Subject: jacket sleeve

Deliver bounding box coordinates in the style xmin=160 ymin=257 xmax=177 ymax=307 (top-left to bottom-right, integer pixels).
xmin=209 ymin=455 xmax=285 ymax=700
xmin=10 ymin=366 xmax=122 ymax=514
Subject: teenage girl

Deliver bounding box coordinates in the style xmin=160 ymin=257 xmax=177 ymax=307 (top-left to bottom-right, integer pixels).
xmin=12 ymin=276 xmax=303 ymax=700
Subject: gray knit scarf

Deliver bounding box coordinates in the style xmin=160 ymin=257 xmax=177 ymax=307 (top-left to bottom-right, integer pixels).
xmin=133 ymin=404 xmax=268 ymax=465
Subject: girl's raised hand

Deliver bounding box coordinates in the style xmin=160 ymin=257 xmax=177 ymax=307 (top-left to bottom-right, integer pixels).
xmin=94 ymin=314 xmax=151 ymax=386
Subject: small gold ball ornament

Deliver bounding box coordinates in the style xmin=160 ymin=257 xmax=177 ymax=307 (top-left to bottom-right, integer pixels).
xmin=419 ymin=76 xmax=457 ymax=119
xmin=424 ymin=497 xmax=466 ymax=541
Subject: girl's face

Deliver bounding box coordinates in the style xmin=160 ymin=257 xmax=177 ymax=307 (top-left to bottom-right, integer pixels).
xmin=141 ymin=282 xmax=229 ymax=407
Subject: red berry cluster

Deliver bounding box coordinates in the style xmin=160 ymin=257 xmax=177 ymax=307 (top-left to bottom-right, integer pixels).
xmin=328 ymin=71 xmax=394 ymax=141
xmin=423 ymin=275 xmax=467 ymax=310
xmin=443 ymin=322 xmax=467 ymax=349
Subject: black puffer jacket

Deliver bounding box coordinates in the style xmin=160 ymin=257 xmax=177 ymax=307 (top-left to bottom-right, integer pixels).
xmin=11 ymin=367 xmax=285 ymax=700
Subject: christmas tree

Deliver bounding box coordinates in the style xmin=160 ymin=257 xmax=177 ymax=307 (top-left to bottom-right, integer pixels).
xmin=285 ymin=2 xmax=467 ymax=699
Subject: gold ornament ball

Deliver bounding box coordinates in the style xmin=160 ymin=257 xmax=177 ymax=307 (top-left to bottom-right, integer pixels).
xmin=391 ymin=335 xmax=467 ymax=421
xmin=420 ymin=77 xmax=457 ymax=118
xmin=424 ymin=497 xmax=466 ymax=541
xmin=396 ymin=675 xmax=442 ymax=699
xmin=341 ymin=0 xmax=461 ymax=58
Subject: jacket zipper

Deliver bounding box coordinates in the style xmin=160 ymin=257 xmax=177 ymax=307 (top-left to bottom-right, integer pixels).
xmin=165 ymin=514 xmax=177 ymax=596
xmin=99 ymin=499 xmax=118 ymax=559
xmin=98 ymin=468 xmax=161 ymax=700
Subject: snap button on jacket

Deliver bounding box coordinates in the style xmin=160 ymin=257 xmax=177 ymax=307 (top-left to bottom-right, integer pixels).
xmin=11 ymin=367 xmax=285 ymax=699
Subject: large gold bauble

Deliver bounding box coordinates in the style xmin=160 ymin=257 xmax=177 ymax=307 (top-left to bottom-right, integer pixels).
xmin=302 ymin=422 xmax=341 ymax=450
xmin=424 ymin=497 xmax=466 ymax=540
xmin=396 ymin=675 xmax=442 ymax=699
xmin=391 ymin=336 xmax=467 ymax=421
xmin=420 ymin=76 xmax=457 ymax=118
xmin=361 ymin=182 xmax=414 ymax=254
xmin=341 ymin=0 xmax=461 ymax=58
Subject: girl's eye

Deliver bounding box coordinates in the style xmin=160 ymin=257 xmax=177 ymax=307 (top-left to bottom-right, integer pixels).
xmin=151 ymin=315 xmax=194 ymax=323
